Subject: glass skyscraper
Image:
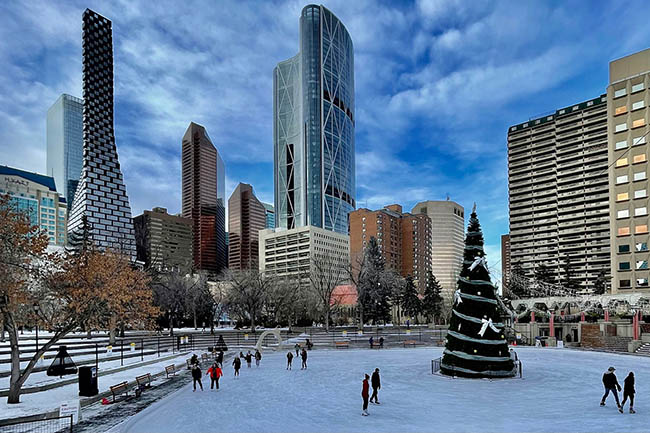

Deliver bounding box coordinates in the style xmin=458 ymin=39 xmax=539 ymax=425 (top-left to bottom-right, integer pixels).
xmin=274 ymin=4 xmax=355 ymax=235
xmin=46 ymin=94 xmax=83 ymax=210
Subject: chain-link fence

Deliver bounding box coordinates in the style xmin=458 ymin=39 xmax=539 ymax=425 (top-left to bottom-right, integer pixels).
xmin=0 ymin=415 xmax=73 ymax=433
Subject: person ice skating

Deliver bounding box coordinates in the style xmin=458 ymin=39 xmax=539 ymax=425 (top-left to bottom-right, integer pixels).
xmin=206 ymin=362 xmax=223 ymax=390
xmin=294 ymin=343 xmax=300 ymax=357
xmin=621 ymin=372 xmax=636 ymax=414
xmin=217 ymin=350 xmax=224 ymax=365
xmin=190 ymin=354 xmax=199 ymax=366
xmin=239 ymin=351 xmax=245 ymax=359
xmin=245 ymin=351 xmax=253 ymax=368
xmin=379 ymin=337 xmax=384 ymax=349
xmin=255 ymin=349 xmax=262 ymax=367
xmin=369 ymin=336 xmax=374 ymax=349
xmin=600 ymin=366 xmax=622 ymax=409
xmin=232 ymin=356 xmax=241 ymax=377
xmin=192 ymin=363 xmax=203 ymax=391
xmin=301 ymin=348 xmax=308 ymax=369
xmin=287 ymin=351 xmax=294 ymax=370
xmin=370 ymin=368 xmax=381 ymax=404
xmin=361 ymin=374 xmax=370 ymax=416
xmin=306 ymin=339 xmax=313 ymax=350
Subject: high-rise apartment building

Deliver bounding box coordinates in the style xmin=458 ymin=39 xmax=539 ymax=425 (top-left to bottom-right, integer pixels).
xmin=507 ymin=95 xmax=610 ymax=291
xmin=263 ymin=203 xmax=275 ymax=229
xmin=349 ymin=204 xmax=432 ymax=291
xmin=228 ymin=183 xmax=266 ymax=270
xmin=67 ymin=9 xmax=136 ymax=257
xmin=46 ymin=94 xmax=83 ymax=209
xmin=609 ymin=48 xmax=650 ymax=294
xmin=134 ymin=207 xmax=193 ymax=272
xmin=412 ymin=200 xmax=464 ymax=306
xmin=274 ymin=4 xmax=355 ymax=235
xmin=181 ymin=122 xmax=227 ymax=274
xmin=501 ymin=234 xmax=511 ymax=295
xmin=259 ymin=225 xmax=349 ymax=284
xmin=0 ymin=165 xmax=67 ymax=246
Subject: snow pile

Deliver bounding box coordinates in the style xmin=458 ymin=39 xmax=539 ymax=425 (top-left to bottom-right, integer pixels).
xmin=115 ymin=347 xmax=650 ymax=433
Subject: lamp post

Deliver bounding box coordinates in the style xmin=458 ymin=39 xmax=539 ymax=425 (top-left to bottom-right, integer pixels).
xmin=32 ymin=303 xmax=39 ymax=355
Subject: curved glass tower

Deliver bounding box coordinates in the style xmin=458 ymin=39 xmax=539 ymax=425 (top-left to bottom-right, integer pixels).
xmin=274 ymin=4 xmax=355 ymax=235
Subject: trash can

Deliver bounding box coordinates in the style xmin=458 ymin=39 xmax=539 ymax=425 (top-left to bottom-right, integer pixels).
xmin=79 ymin=366 xmax=98 ymax=397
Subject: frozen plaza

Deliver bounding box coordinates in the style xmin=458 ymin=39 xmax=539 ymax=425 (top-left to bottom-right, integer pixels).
xmin=112 ymin=346 xmax=650 ymax=433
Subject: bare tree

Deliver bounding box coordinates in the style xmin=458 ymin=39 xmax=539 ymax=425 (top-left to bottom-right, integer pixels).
xmin=152 ymin=269 xmax=190 ymax=336
xmin=310 ymin=251 xmax=348 ymax=332
xmin=223 ymin=267 xmax=271 ymax=331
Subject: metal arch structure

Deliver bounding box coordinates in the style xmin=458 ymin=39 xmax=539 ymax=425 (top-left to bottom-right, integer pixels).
xmin=254 ymin=328 xmax=283 ymax=352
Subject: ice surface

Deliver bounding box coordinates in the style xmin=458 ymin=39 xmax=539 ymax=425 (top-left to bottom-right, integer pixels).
xmin=115 ymin=347 xmax=650 ymax=433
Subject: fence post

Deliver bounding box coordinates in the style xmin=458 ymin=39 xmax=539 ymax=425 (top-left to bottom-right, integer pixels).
xmin=141 ymin=338 xmax=144 ymax=361
xmin=120 ymin=340 xmax=123 ymax=366
xmin=95 ymin=343 xmax=98 ymax=370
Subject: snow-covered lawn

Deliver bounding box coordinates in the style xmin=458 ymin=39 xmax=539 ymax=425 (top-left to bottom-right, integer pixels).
xmin=115 ymin=347 xmax=650 ymax=433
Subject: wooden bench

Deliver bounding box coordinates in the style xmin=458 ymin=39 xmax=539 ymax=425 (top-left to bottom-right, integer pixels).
xmin=136 ymin=373 xmax=152 ymax=389
xmin=109 ymin=381 xmax=129 ymax=403
xmin=334 ymin=341 xmax=350 ymax=349
xmin=403 ymin=339 xmax=424 ymax=348
xmin=165 ymin=364 xmax=176 ymax=378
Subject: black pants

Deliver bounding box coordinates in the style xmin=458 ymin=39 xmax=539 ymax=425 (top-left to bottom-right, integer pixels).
xmin=287 ymin=360 xmax=292 ymax=369
xmin=602 ymin=387 xmax=620 ymax=405
xmin=210 ymin=378 xmax=219 ymax=389
xmin=234 ymin=368 xmax=240 ymax=376
xmin=370 ymin=387 xmax=379 ymax=403
xmin=193 ymin=378 xmax=203 ymax=390
xmin=622 ymin=392 xmax=634 ymax=408
xmin=363 ymin=397 xmax=369 ymax=411
xmin=302 ymin=360 xmax=307 ymax=369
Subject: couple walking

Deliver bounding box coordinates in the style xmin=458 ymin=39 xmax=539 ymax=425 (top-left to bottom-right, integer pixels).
xmin=361 ymin=368 xmax=381 ymax=416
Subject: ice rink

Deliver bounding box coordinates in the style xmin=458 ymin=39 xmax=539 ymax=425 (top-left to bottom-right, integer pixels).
xmin=115 ymin=346 xmax=650 ymax=433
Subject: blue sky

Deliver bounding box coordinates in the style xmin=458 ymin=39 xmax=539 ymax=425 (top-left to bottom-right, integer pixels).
xmin=2 ymin=0 xmax=650 ymax=286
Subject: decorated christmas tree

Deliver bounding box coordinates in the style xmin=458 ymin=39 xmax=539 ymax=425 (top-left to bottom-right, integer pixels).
xmin=440 ymin=205 xmax=514 ymax=378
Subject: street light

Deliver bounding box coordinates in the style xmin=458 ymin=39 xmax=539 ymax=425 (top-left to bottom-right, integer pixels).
xmin=32 ymin=303 xmax=39 ymax=355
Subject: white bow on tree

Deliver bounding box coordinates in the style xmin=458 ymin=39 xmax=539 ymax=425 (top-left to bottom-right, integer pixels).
xmin=469 ymin=256 xmax=488 ymax=272
xmin=454 ymin=289 xmax=462 ymax=305
xmin=477 ymin=318 xmax=498 ymax=337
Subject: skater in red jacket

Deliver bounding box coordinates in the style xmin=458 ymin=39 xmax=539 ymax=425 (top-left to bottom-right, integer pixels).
xmin=361 ymin=374 xmax=370 ymax=416
xmin=206 ymin=362 xmax=223 ymax=390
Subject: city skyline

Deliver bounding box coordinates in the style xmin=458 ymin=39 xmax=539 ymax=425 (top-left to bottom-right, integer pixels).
xmin=5 ymin=1 xmax=650 ymax=285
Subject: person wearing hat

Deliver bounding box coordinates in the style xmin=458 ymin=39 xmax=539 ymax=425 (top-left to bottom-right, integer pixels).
xmin=370 ymin=368 xmax=381 ymax=404
xmin=361 ymin=374 xmax=370 ymax=416
xmin=600 ymin=366 xmax=622 ymax=409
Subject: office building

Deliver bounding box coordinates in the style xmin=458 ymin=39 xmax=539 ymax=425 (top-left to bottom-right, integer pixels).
xmin=46 ymin=94 xmax=83 ymax=209
xmin=263 ymin=203 xmax=275 ymax=229
xmin=501 ymin=234 xmax=511 ymax=295
xmin=508 ymin=95 xmax=610 ymax=291
xmin=274 ymin=4 xmax=355 ymax=235
xmin=0 ymin=165 xmax=67 ymax=246
xmin=349 ymin=204 xmax=432 ymax=291
xmin=228 ymin=183 xmax=266 ymax=270
xmin=412 ymin=200 xmax=464 ymax=306
xmin=259 ymin=225 xmax=349 ymax=284
xmin=609 ymin=48 xmax=650 ymax=293
xmin=67 ymin=9 xmax=136 ymax=257
xmin=134 ymin=207 xmax=192 ymax=272
xmin=181 ymin=122 xmax=227 ymax=274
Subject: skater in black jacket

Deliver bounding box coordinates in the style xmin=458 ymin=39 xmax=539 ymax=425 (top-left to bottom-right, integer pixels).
xmin=301 ymin=348 xmax=308 ymax=369
xmin=286 ymin=351 xmax=294 ymax=370
xmin=370 ymin=368 xmax=381 ymax=404
xmin=191 ymin=363 xmax=203 ymax=391
xmin=255 ymin=349 xmax=262 ymax=367
xmin=245 ymin=351 xmax=253 ymax=368
xmin=600 ymin=366 xmax=622 ymax=410
xmin=232 ymin=356 xmax=242 ymax=377
xmin=621 ymin=372 xmax=636 ymax=414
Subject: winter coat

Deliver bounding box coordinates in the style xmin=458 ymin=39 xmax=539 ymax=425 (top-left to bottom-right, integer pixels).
xmin=602 ymin=372 xmax=621 ymax=390
xmin=255 ymin=351 xmax=262 ymax=361
xmin=191 ymin=366 xmax=202 ymax=379
xmin=245 ymin=353 xmax=253 ymax=362
xmin=287 ymin=352 xmax=294 ymax=361
xmin=371 ymin=371 xmax=381 ymax=389
xmin=362 ymin=379 xmax=369 ymax=398
xmin=624 ymin=375 xmax=635 ymax=394
xmin=207 ymin=366 xmax=223 ymax=379
xmin=217 ymin=352 xmax=224 ymax=364
xmin=233 ymin=358 xmax=241 ymax=369
xmin=301 ymin=350 xmax=308 ymax=360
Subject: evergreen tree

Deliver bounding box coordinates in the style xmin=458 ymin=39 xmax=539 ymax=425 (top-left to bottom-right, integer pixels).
xmin=422 ymin=271 xmax=444 ymax=324
xmin=66 ymin=215 xmax=93 ymax=254
xmin=561 ymin=256 xmax=580 ymax=290
xmin=508 ymin=262 xmax=527 ymax=298
xmin=593 ymin=269 xmax=609 ymax=295
xmin=358 ymin=237 xmax=392 ymax=324
xmin=534 ymin=263 xmax=554 ymax=285
xmin=401 ymin=275 xmax=421 ymax=324
xmin=441 ymin=206 xmax=514 ymax=378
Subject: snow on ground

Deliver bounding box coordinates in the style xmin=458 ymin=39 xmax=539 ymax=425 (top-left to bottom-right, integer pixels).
xmin=0 ymin=352 xmax=195 ymax=419
xmin=114 ymin=347 xmax=650 ymax=433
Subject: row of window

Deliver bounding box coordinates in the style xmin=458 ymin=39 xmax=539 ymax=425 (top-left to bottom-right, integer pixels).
xmin=615 ymin=136 xmax=647 ymax=149
xmin=615 ymin=118 xmax=646 ymax=132
xmin=614 ymin=82 xmax=646 ymax=99
xmin=619 ymin=278 xmax=649 ymax=288
xmin=617 ymin=225 xmax=649 ymax=236
xmin=616 ymin=189 xmax=647 ymax=201
xmin=619 ymin=243 xmax=648 ymax=253
xmin=615 ymin=153 xmax=647 ymax=167
xmin=616 ymin=172 xmax=647 ymax=184
xmin=614 ymin=100 xmax=646 ymax=116
xmin=619 ymin=261 xmax=648 ymax=270
xmin=616 ymin=207 xmax=648 ymax=218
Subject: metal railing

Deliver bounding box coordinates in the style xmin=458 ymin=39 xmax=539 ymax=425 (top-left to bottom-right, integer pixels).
xmin=0 ymin=415 xmax=73 ymax=433
xmin=431 ymin=357 xmax=523 ymax=378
